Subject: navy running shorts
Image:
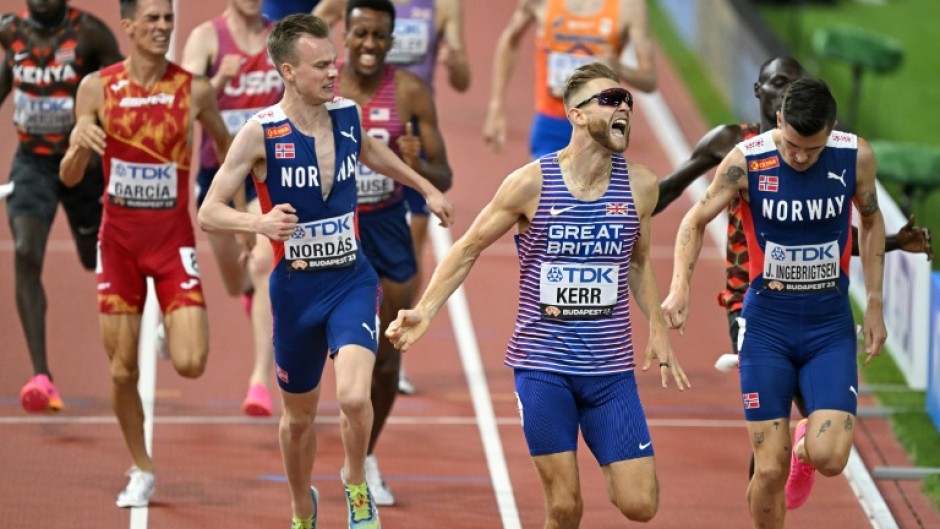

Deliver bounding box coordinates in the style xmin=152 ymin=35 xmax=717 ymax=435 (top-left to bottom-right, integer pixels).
xmin=738 ymin=288 xmax=858 ymax=421
xmin=514 ymin=369 xmax=653 ymax=465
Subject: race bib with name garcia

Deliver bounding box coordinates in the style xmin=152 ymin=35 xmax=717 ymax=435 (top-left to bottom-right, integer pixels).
xmin=285 ymin=212 xmax=358 ymax=271
xmin=762 ymin=239 xmax=840 ymax=293
xmin=547 ymin=53 xmax=596 ymax=97
xmin=13 ymin=89 xmax=75 ymax=134
xmin=539 ymin=262 xmax=619 ymax=320
xmin=108 ymin=158 xmax=178 ymax=209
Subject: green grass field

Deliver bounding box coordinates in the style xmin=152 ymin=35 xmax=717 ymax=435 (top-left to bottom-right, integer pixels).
xmin=758 ymin=0 xmax=940 ymax=269
xmin=650 ymin=0 xmax=940 ymax=511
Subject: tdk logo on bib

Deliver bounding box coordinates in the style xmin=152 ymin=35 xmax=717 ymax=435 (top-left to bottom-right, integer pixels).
xmin=770 ymin=243 xmax=836 ymax=262
xmin=114 ymin=161 xmax=174 ymax=180
xmin=547 ymin=266 xmax=615 ymax=284
xmin=294 ymin=216 xmax=352 ymax=238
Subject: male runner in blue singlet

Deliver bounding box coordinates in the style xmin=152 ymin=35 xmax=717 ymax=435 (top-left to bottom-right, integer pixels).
xmin=663 ymin=78 xmax=887 ymax=527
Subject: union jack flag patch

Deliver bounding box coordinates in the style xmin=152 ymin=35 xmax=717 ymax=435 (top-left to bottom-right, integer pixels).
xmin=743 ymin=392 xmax=760 ymax=409
xmin=606 ymin=202 xmax=629 ymax=215
xmin=758 ymin=175 xmax=779 ymax=192
xmin=274 ymin=143 xmax=295 ymax=159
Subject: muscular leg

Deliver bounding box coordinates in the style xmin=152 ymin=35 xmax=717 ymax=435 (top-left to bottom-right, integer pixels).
xmin=368 ymin=276 xmax=412 ymax=452
xmin=532 ymin=452 xmax=583 ymax=529
xmin=247 ymin=200 xmax=274 ymax=390
xmin=100 ymin=313 xmax=152 ymax=471
xmin=207 ymin=231 xmax=251 ymax=297
xmin=163 ymin=306 xmax=209 ymax=378
xmin=745 ymin=417 xmax=792 ymax=529
xmin=799 ymin=410 xmax=855 ymax=477
xmin=334 ymin=344 xmax=376 ymax=485
xmin=280 ymin=386 xmax=322 ymax=520
xmin=601 ymin=457 xmax=659 ymax=522
xmin=10 ymin=215 xmax=52 ymax=376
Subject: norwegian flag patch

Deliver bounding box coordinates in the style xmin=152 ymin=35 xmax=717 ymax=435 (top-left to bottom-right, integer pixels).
xmin=743 ymin=392 xmax=760 ymax=409
xmin=758 ymin=175 xmax=779 ymax=193
xmin=606 ymin=202 xmax=629 ymax=216
xmin=274 ymin=143 xmax=295 ymax=159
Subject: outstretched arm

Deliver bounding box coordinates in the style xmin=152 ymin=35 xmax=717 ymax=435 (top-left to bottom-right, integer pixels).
xmin=629 ymin=163 xmax=690 ymax=390
xmin=655 ymin=124 xmax=743 ymax=215
xmin=850 ymin=214 xmax=932 ymax=260
xmin=386 ymin=164 xmax=542 ymax=351
xmin=438 ymin=0 xmax=471 ymax=92
xmin=662 ymin=148 xmax=748 ymax=333
xmin=854 ymin=139 xmax=887 ymax=365
xmin=610 ymin=0 xmax=656 ymax=92
xmin=482 ymin=0 xmax=537 ymax=151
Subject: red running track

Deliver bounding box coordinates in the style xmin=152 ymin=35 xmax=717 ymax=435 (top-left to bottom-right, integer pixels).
xmin=1 ymin=1 xmax=938 ymax=528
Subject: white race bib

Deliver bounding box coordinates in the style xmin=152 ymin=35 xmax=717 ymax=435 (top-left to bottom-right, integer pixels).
xmin=13 ymin=89 xmax=74 ymax=134
xmin=285 ymin=212 xmax=358 ymax=271
xmin=547 ymin=53 xmax=595 ymax=98
xmin=220 ymin=107 xmax=263 ymax=136
xmin=388 ymin=19 xmax=430 ymax=65
xmin=108 ymin=158 xmax=178 ymax=209
xmin=539 ymin=262 xmax=619 ymax=320
xmin=762 ymin=239 xmax=840 ymax=293
xmin=356 ymin=127 xmax=395 ymax=204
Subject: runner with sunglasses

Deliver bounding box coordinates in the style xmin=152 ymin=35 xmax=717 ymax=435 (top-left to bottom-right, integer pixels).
xmin=484 ymin=0 xmax=656 ymax=158
xmin=388 ymin=62 xmax=689 ymax=527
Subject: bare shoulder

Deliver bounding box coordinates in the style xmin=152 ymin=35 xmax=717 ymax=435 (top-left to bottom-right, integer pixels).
xmin=78 ymin=70 xmax=104 ymax=92
xmin=395 ymin=68 xmax=432 ymax=101
xmin=627 ymin=161 xmax=658 ymax=212
xmin=501 ymin=160 xmax=544 ymax=204
xmin=856 ymin=136 xmax=875 ymax=164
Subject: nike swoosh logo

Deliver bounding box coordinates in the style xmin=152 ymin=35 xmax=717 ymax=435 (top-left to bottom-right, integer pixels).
xmin=549 ymin=204 xmax=579 ymax=216
xmin=14 ymin=52 xmax=30 ymax=61
xmin=180 ymin=278 xmax=200 ymax=290
xmin=639 ymin=441 xmax=652 ymax=450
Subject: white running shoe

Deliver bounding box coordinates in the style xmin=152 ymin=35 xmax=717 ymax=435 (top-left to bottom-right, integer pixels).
xmin=364 ymin=454 xmax=395 ymax=506
xmin=397 ymin=367 xmax=415 ymax=395
xmin=155 ymin=323 xmax=169 ymax=360
xmin=116 ymin=467 xmax=155 ymax=508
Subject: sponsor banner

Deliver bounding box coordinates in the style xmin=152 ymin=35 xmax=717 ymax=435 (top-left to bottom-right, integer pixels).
xmin=849 ymin=182 xmax=931 ymax=389
xmin=927 ymin=273 xmax=940 ymax=430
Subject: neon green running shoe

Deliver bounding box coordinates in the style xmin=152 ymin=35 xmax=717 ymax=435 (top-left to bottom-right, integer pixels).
xmin=291 ymin=486 xmax=319 ymax=529
xmin=342 ymin=471 xmax=380 ymax=529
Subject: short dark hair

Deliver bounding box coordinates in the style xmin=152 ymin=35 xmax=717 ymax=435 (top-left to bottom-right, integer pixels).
xmin=757 ymin=56 xmax=806 ymax=83
xmin=119 ymin=0 xmax=172 ymax=20
xmin=346 ymin=0 xmax=396 ymax=32
xmin=781 ymin=78 xmax=838 ymax=136
xmin=119 ymin=0 xmax=138 ymax=19
xmin=563 ymin=62 xmax=619 ymax=109
xmin=267 ymin=14 xmax=331 ymax=68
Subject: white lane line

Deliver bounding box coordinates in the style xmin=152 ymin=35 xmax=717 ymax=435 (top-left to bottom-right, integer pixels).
xmin=0 ymin=414 xmax=747 ymax=428
xmin=428 ymin=221 xmax=523 ymax=529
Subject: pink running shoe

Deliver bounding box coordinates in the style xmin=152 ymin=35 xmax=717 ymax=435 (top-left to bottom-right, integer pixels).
xmin=785 ymin=418 xmax=816 ymax=510
xmin=242 ymin=383 xmax=272 ymax=417
xmin=20 ymin=374 xmax=64 ymax=413
xmin=240 ymin=292 xmax=254 ymax=319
